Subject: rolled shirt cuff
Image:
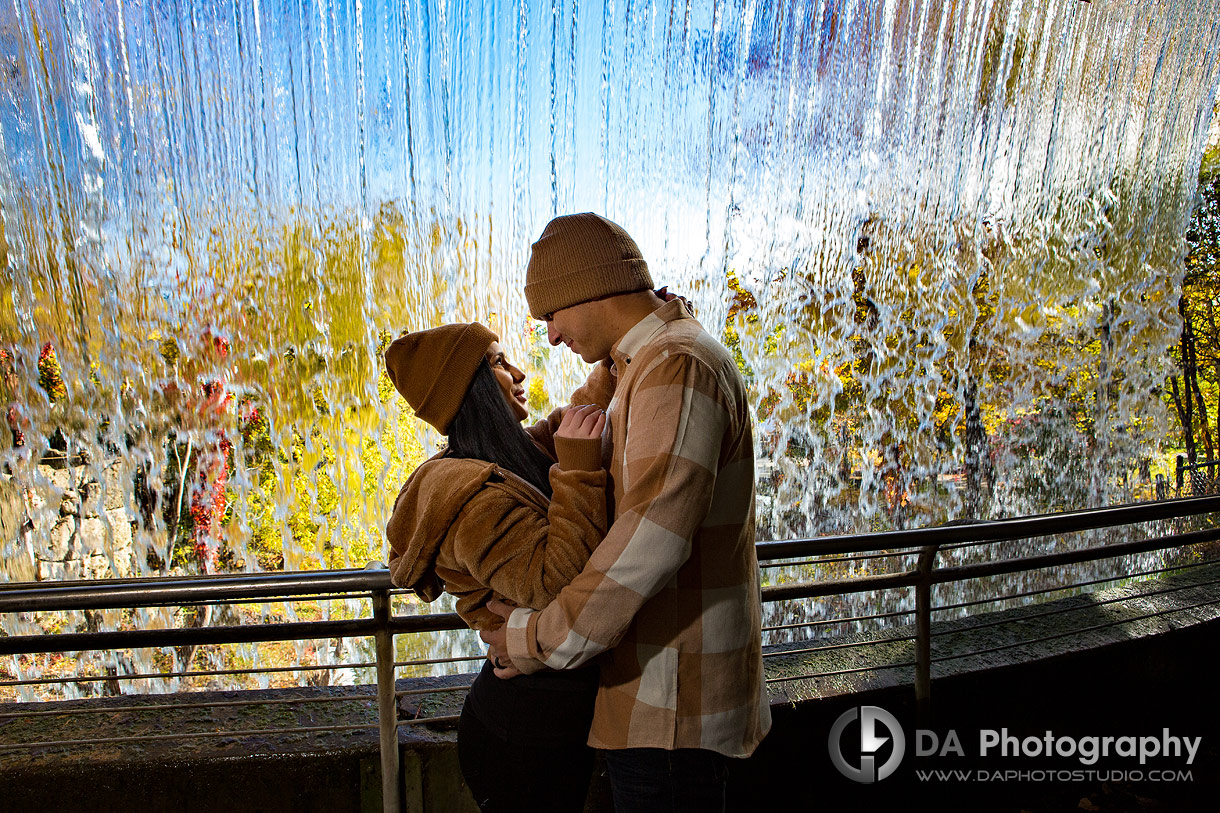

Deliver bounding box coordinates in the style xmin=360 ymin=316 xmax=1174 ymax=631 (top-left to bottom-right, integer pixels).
xmin=504 ymin=607 xmax=548 ymax=674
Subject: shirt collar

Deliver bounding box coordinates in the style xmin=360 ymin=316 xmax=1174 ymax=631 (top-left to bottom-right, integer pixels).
xmin=610 ymin=298 xmax=691 ymax=369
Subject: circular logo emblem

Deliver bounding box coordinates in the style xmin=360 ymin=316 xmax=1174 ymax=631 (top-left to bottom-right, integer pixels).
xmin=828 ymin=705 xmax=906 ymax=783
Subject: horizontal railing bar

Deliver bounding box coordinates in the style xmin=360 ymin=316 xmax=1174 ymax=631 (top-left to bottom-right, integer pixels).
xmin=755 ymin=494 xmax=1220 ymax=560
xmin=759 ymin=549 xmax=915 ymax=569
xmin=0 ymin=618 xmax=378 ymax=656
xmin=0 ymin=569 xmax=392 ymax=613
xmin=186 ymin=592 xmax=375 ymax=609
xmin=0 ymin=612 xmax=469 ymax=657
xmin=388 ymin=613 xmax=466 ymax=634
xmin=0 ymin=693 xmax=377 ymax=720
xmin=930 ymin=521 xmax=1158 ymax=554
xmin=0 ymin=569 xmax=361 ymax=593
xmin=0 ymin=660 xmax=377 ymax=688
xmin=0 ymin=722 xmax=378 ymax=752
xmin=929 ymin=527 xmax=1220 ymax=585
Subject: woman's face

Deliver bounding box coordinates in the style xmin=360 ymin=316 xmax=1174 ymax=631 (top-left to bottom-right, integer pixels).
xmin=486 ymin=341 xmax=529 ymax=422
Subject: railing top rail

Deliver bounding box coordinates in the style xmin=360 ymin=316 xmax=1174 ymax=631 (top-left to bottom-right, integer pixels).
xmin=755 ymin=494 xmax=1220 ymax=560
xmin=2 ymin=494 xmax=1217 ymax=615
xmin=0 ymin=567 xmax=394 ymax=614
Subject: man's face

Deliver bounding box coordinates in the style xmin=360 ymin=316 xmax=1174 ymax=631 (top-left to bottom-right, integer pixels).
xmin=546 ymin=299 xmax=615 ymax=363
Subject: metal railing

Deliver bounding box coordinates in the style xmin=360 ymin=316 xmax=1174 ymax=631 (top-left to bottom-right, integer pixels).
xmin=1176 ymin=454 xmax=1220 ymax=495
xmin=3 ymin=494 xmax=1220 ymax=811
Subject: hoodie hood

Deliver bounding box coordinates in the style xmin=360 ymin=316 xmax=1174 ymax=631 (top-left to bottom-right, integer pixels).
xmin=386 ymin=456 xmax=502 ymax=599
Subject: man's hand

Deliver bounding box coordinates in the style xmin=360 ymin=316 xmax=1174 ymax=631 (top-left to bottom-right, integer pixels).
xmin=478 ymin=600 xmax=523 ymax=678
xmin=556 ymin=403 xmax=606 ymax=440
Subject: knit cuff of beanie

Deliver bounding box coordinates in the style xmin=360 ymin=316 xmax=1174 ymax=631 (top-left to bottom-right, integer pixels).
xmin=554 ymin=435 xmax=603 ymax=472
xmin=524 ymin=258 xmax=652 ymax=319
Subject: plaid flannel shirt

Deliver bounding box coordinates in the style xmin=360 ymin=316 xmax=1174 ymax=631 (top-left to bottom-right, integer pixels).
xmin=505 ymin=299 xmax=771 ymax=757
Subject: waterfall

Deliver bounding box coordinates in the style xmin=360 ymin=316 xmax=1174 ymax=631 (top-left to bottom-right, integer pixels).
xmin=1 ymin=0 xmax=1218 ymax=697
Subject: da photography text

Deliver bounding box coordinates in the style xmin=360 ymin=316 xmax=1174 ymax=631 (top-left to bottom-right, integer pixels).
xmin=919 ymin=727 xmax=1202 ymax=766
xmin=828 ymin=706 xmax=1203 ymax=784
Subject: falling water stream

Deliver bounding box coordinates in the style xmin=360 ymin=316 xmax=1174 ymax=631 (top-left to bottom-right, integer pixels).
xmin=2 ymin=0 xmax=1219 ymax=699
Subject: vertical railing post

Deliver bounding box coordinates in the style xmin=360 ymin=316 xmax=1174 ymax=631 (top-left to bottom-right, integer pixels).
xmin=373 ymin=585 xmax=402 ymax=813
xmin=914 ymin=544 xmax=940 ymax=729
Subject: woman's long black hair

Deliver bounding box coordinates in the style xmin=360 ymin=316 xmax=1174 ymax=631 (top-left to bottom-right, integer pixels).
xmin=446 ymin=360 xmax=553 ymax=498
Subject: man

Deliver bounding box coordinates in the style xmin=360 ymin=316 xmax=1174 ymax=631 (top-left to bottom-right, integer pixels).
xmin=482 ymin=212 xmax=771 ymax=810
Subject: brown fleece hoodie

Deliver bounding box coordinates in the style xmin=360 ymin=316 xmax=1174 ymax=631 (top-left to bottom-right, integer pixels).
xmin=386 ymin=450 xmax=607 ymax=631
xmin=386 ymin=360 xmax=615 ymax=630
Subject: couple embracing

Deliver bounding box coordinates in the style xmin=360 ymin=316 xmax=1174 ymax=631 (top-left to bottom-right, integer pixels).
xmin=385 ymin=213 xmax=770 ymax=812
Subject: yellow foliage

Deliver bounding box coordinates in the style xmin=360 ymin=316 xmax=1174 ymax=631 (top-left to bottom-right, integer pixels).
xmin=527 ymin=376 xmax=550 ymax=415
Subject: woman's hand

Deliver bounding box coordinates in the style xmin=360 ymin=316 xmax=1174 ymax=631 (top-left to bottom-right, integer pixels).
xmin=655 ymin=286 xmax=695 ymax=317
xmin=555 ymin=403 xmax=606 ymax=441
xmin=481 ymin=600 xmax=523 ymax=679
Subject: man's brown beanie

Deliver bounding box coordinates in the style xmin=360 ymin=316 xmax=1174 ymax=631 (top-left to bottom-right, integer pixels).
xmin=383 ymin=323 xmax=497 ymax=434
xmin=524 ymin=213 xmax=654 ymax=319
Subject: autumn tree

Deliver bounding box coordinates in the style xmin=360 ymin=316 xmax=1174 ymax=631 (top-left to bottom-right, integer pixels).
xmin=1172 ymin=148 xmax=1220 ymax=471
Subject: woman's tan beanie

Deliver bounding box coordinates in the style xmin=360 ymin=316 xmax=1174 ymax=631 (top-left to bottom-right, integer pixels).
xmin=383 ymin=323 xmax=497 ymax=434
xmin=524 ymin=213 xmax=653 ymax=319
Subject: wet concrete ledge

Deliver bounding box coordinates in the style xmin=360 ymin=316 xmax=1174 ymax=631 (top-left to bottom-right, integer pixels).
xmin=2 ymin=563 xmax=1218 ymax=811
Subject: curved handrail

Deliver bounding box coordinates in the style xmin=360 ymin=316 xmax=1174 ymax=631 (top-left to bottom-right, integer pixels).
xmin=1 ymin=493 xmax=1217 ymax=616
xmin=754 ymin=493 xmax=1220 ymax=559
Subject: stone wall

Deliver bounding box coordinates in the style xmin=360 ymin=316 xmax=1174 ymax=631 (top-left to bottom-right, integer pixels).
xmin=2 ymin=460 xmax=134 ymax=582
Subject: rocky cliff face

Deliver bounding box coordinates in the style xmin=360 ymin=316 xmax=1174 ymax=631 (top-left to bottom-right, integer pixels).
xmin=3 ymin=460 xmax=134 ymax=582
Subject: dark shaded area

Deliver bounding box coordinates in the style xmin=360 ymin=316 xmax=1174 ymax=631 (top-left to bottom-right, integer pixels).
xmin=737 ymin=605 xmax=1220 ymax=812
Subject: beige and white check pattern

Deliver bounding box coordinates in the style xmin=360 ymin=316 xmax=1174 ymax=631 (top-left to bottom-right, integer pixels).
xmin=506 ymin=299 xmax=771 ymax=758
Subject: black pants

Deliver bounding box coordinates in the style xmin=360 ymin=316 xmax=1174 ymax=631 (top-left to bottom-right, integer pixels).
xmin=458 ymin=660 xmax=598 ymax=812
xmin=604 ymin=747 xmax=728 ymax=813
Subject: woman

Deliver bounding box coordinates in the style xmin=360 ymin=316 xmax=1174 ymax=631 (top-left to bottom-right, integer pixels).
xmin=383 ymin=322 xmax=611 ymax=812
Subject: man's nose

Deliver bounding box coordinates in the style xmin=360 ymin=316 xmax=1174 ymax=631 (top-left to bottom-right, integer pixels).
xmin=546 ymin=322 xmax=562 ymax=346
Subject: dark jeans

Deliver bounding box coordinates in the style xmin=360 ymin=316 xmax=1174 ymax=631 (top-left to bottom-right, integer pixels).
xmin=457 ymin=661 xmax=598 ymax=812
xmin=604 ymin=747 xmax=728 ymax=813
